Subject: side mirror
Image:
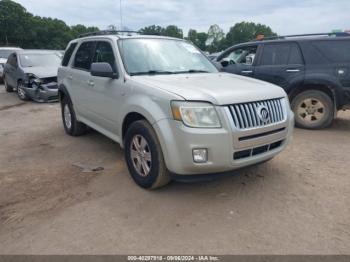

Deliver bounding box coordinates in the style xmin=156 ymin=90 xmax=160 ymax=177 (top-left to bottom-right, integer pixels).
xmin=90 ymin=62 xmax=117 ymax=79
xmin=220 ymin=60 xmax=229 ymax=67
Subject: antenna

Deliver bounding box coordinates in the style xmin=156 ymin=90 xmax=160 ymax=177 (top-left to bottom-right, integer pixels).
xmin=119 ymin=0 xmax=123 ymax=30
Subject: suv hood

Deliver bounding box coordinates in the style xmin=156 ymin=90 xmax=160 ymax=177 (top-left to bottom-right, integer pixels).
xmin=23 ymin=66 xmax=58 ymax=79
xmin=132 ymin=73 xmax=286 ymax=105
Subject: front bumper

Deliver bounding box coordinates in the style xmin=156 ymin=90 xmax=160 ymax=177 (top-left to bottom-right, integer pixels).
xmin=23 ymin=82 xmax=58 ymax=103
xmin=153 ymin=108 xmax=294 ymax=175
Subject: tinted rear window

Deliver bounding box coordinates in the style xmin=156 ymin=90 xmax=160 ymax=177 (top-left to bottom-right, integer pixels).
xmin=312 ymin=40 xmax=350 ymax=63
xmin=62 ymin=43 xmax=77 ymax=67
xmin=288 ymin=44 xmax=304 ymax=64
xmin=261 ymin=44 xmax=290 ymax=65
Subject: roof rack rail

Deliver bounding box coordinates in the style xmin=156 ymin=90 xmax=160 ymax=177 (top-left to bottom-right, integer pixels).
xmin=255 ymin=32 xmax=350 ymax=41
xmin=78 ymin=30 xmax=140 ymax=38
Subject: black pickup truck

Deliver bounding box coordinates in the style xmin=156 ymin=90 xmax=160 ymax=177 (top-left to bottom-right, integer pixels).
xmin=215 ymin=33 xmax=350 ymax=129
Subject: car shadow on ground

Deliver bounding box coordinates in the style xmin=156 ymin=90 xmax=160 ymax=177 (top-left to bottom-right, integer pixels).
xmin=330 ymin=117 xmax=350 ymax=132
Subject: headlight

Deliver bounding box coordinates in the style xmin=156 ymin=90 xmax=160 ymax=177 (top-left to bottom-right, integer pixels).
xmin=171 ymin=101 xmax=221 ymax=128
xmin=27 ymin=74 xmax=42 ymax=85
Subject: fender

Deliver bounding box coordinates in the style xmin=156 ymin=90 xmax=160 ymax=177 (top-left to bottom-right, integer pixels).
xmin=119 ymin=93 xmax=171 ymax=136
xmin=58 ymin=84 xmax=72 ymax=103
xmin=287 ymin=73 xmax=344 ymax=109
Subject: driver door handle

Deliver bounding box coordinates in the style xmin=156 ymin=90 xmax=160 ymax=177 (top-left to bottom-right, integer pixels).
xmin=241 ymin=70 xmax=253 ymax=74
xmin=286 ymin=69 xmax=300 ymax=73
xmin=87 ymin=80 xmax=95 ymax=87
xmin=67 ymin=75 xmax=73 ymax=80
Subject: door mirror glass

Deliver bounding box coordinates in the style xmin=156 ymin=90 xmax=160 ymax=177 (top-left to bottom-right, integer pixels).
xmin=245 ymin=55 xmax=255 ymax=65
xmin=90 ymin=62 xmax=117 ymax=78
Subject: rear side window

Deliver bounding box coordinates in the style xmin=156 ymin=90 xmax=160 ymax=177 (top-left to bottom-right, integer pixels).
xmin=260 ymin=43 xmax=303 ymax=66
xmin=312 ymin=40 xmax=350 ymax=63
xmin=288 ymin=44 xmax=303 ymax=64
xmin=93 ymin=41 xmax=117 ymax=72
xmin=74 ymin=41 xmax=95 ymax=70
xmin=261 ymin=44 xmax=290 ymax=65
xmin=62 ymin=43 xmax=77 ymax=66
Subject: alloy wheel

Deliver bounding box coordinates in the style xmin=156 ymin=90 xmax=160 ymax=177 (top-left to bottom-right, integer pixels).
xmin=297 ymin=98 xmax=326 ymax=124
xmin=130 ymin=134 xmax=152 ymax=177
xmin=64 ymin=104 xmax=72 ymax=129
xmin=17 ymin=83 xmax=26 ymax=99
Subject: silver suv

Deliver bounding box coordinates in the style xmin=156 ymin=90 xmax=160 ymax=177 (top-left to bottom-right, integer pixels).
xmin=58 ymin=31 xmax=294 ymax=189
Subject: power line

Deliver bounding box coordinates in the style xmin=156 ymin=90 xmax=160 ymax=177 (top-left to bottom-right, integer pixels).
xmin=119 ymin=0 xmax=123 ymax=30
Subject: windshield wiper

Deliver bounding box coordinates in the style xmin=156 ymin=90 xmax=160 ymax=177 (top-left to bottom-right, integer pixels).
xmin=175 ymin=69 xmax=210 ymax=74
xmin=130 ymin=70 xmax=176 ymax=76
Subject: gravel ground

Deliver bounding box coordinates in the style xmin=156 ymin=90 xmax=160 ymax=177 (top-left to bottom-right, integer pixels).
xmin=0 ymin=85 xmax=349 ymax=255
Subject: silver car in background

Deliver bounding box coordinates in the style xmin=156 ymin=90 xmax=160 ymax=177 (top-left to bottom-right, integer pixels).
xmin=3 ymin=50 xmax=61 ymax=102
xmin=0 ymin=47 xmax=23 ymax=82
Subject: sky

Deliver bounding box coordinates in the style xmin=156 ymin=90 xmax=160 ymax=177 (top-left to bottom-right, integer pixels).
xmin=14 ymin=0 xmax=350 ymax=35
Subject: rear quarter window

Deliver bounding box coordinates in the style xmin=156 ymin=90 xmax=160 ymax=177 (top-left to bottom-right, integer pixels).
xmin=311 ymin=40 xmax=350 ymax=63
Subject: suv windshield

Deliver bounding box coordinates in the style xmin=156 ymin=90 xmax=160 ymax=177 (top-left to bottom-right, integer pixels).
xmin=118 ymin=38 xmax=218 ymax=75
xmin=0 ymin=50 xmax=15 ymax=59
xmin=19 ymin=53 xmax=61 ymax=68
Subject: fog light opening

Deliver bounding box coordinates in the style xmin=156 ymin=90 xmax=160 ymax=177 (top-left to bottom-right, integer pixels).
xmin=192 ymin=149 xmax=208 ymax=163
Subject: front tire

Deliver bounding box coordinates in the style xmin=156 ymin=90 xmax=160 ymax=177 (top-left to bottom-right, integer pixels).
xmin=124 ymin=120 xmax=171 ymax=189
xmin=17 ymin=81 xmax=29 ymax=100
xmin=61 ymin=96 xmax=87 ymax=136
xmin=291 ymin=90 xmax=334 ymax=129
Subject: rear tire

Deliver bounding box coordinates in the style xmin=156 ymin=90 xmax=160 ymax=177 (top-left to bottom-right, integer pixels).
xmin=4 ymin=77 xmax=13 ymax=92
xmin=124 ymin=120 xmax=171 ymax=189
xmin=61 ymin=96 xmax=87 ymax=136
xmin=291 ymin=90 xmax=334 ymax=129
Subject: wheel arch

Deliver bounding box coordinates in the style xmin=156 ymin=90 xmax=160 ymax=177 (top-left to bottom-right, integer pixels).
xmin=120 ymin=94 xmax=172 ymax=143
xmin=122 ymin=112 xmax=148 ymax=143
xmin=58 ymin=84 xmax=72 ymax=104
xmin=289 ymin=83 xmax=334 ymax=101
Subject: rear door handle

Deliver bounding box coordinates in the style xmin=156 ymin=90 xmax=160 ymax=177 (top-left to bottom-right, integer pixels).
xmin=241 ymin=70 xmax=253 ymax=74
xmin=67 ymin=75 xmax=73 ymax=80
xmin=286 ymin=69 xmax=300 ymax=73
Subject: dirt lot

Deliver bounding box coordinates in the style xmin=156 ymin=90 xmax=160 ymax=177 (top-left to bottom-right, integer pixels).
xmin=0 ymin=85 xmax=349 ymax=255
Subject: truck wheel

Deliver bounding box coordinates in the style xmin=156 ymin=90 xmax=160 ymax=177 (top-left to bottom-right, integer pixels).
xmin=17 ymin=81 xmax=29 ymax=101
xmin=61 ymin=96 xmax=87 ymax=136
xmin=124 ymin=120 xmax=171 ymax=189
xmin=4 ymin=77 xmax=13 ymax=92
xmin=291 ymin=90 xmax=334 ymax=129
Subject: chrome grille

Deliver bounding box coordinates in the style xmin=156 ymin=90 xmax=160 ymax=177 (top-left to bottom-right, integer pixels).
xmin=228 ymin=98 xmax=285 ymax=129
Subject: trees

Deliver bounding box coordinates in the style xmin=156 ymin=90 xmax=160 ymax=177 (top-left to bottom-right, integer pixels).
xmin=187 ymin=29 xmax=208 ymax=51
xmin=0 ymin=0 xmax=99 ymax=49
xmin=206 ymin=24 xmax=225 ymax=53
xmin=0 ymin=0 xmax=278 ymax=52
xmin=139 ymin=25 xmax=165 ymax=35
xmin=139 ymin=25 xmax=183 ymax=38
xmin=0 ymin=0 xmax=30 ymax=46
xmin=71 ymin=24 xmax=99 ymax=38
xmin=163 ymin=25 xmax=183 ymax=38
xmin=226 ymin=22 xmax=276 ymax=47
